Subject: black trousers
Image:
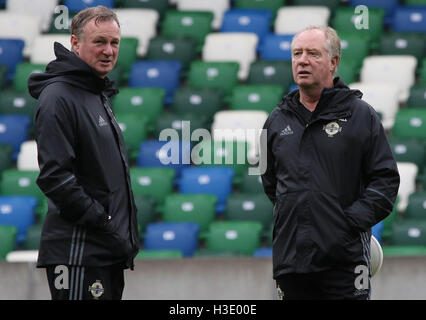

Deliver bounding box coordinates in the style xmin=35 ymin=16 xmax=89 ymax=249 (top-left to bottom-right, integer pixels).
xmin=45 ymin=264 xmax=125 ymax=300
xmin=276 ymin=267 xmax=371 ymax=300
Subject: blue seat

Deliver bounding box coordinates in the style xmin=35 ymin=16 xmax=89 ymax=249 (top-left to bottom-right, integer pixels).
xmin=253 ymin=247 xmax=272 ymax=258
xmin=0 ymin=196 xmax=37 ymax=243
xmin=143 ymin=222 xmax=199 ymax=257
xmin=372 ymin=221 xmax=384 ymax=244
xmin=0 ymin=115 xmax=31 ymax=160
xmin=64 ymin=0 xmax=115 ymax=12
xmin=259 ymin=34 xmax=293 ymax=61
xmin=0 ymin=39 xmax=25 ymax=82
xmin=129 ymin=60 xmax=182 ymax=105
xmin=178 ymin=166 xmax=234 ymax=213
xmin=350 ymin=0 xmax=398 ymax=25
xmin=137 ymin=139 xmax=191 ymax=179
xmin=392 ymin=6 xmax=426 ymax=32
xmin=220 ymin=9 xmax=272 ymax=47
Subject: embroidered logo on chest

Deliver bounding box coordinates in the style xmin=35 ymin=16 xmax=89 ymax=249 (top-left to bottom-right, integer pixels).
xmin=323 ymin=121 xmax=342 ymax=137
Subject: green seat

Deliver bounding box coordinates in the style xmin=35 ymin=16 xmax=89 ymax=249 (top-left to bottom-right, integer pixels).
xmin=405 ymin=192 xmax=426 ymax=220
xmin=162 ymin=194 xmax=217 ymax=236
xmin=205 ymin=221 xmax=263 ymax=255
xmin=187 ymin=61 xmax=240 ymax=97
xmin=391 ymin=220 xmax=426 ymax=246
xmin=239 ymin=171 xmax=264 ymax=194
xmin=0 ymin=144 xmax=13 ymax=174
xmin=379 ymin=32 xmax=425 ymax=65
xmin=381 ymin=196 xmax=399 ymax=243
xmin=136 ymin=249 xmax=183 ymax=259
xmin=229 ymin=84 xmax=284 ymax=113
xmin=13 ymin=62 xmax=46 ymax=93
xmin=162 ymin=10 xmax=214 ymax=52
xmin=116 ymin=37 xmax=138 ymax=82
xmin=134 ymin=195 xmax=158 ymax=234
xmin=48 ymin=12 xmax=75 ymax=34
xmin=407 ymin=84 xmax=426 ymax=108
xmin=0 ymin=65 xmax=7 ymax=90
xmin=112 ymin=87 xmax=165 ymax=134
xmin=0 ymin=226 xmax=17 ymax=260
xmin=146 ymin=35 xmax=197 ymax=72
xmin=339 ymin=32 xmax=370 ymax=70
xmin=247 ymin=60 xmax=293 ymax=90
xmin=107 ymin=64 xmax=124 ymax=88
xmin=23 ymin=223 xmax=42 ymax=250
xmin=419 ymin=58 xmax=426 ymax=84
xmin=115 ymin=113 xmax=148 ymax=163
xmin=405 ymin=0 xmax=426 ymax=5
xmin=0 ymin=169 xmax=46 ymax=220
xmin=0 ymin=89 xmax=37 ymax=119
xmin=235 ymin=0 xmax=285 ymax=19
xmin=155 ymin=112 xmax=209 ymax=140
xmin=389 ymin=138 xmax=426 ymax=173
xmin=171 ymin=87 xmax=224 ymax=122
xmin=383 ymin=245 xmax=426 ymax=257
xmin=292 ymin=0 xmax=341 ymax=13
xmin=392 ymin=108 xmax=426 ymax=139
xmin=336 ymin=58 xmax=358 ymax=84
xmin=332 ymin=7 xmax=385 ymax=50
xmin=130 ymin=167 xmax=175 ymax=211
xmin=121 ymin=0 xmax=169 ymax=17
xmin=225 ymin=193 xmax=273 ymax=233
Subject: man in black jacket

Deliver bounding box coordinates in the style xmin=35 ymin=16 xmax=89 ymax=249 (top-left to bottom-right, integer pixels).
xmin=261 ymin=26 xmax=400 ymax=300
xmin=28 ymin=6 xmax=139 ymax=300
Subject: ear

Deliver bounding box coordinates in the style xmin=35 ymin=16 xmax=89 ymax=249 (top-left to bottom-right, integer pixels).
xmin=70 ymin=34 xmax=80 ymax=55
xmin=330 ymin=55 xmax=340 ymax=74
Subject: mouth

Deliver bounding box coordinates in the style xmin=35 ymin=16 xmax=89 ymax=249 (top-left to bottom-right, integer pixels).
xmin=298 ymin=71 xmax=311 ymax=76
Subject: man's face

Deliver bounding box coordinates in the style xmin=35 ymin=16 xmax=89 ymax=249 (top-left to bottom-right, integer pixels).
xmin=291 ymin=29 xmax=337 ymax=90
xmin=71 ymin=18 xmax=120 ymax=78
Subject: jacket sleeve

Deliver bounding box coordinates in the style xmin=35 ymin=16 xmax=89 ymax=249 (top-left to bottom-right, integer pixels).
xmin=34 ymin=89 xmax=110 ymax=229
xmin=343 ymin=108 xmax=400 ymax=231
xmin=260 ymin=116 xmax=278 ymax=205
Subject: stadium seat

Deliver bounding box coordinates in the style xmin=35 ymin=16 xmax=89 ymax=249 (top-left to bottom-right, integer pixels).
xmin=114 ymin=9 xmax=159 ymax=57
xmin=16 ymin=140 xmax=39 ymax=171
xmin=0 ymin=196 xmax=37 ymax=243
xmin=339 ymin=33 xmax=370 ymax=70
xmin=253 ymin=247 xmax=272 ymax=258
xmin=161 ymin=10 xmax=214 ymax=52
xmin=202 ymin=32 xmax=258 ymax=81
xmin=112 ymin=87 xmax=165 ymax=133
xmin=229 ymin=84 xmax=284 ymax=113
xmin=115 ymin=113 xmax=148 ymax=162
xmin=0 ymin=90 xmax=37 ymax=119
xmin=155 ymin=112 xmax=209 ymax=140
xmin=0 ymin=145 xmax=13 ymax=174
xmin=407 ymin=84 xmax=426 ymax=108
xmin=136 ymin=140 xmax=192 ymax=178
xmin=348 ymin=82 xmax=400 ymax=130
xmin=136 ymin=249 xmax=183 ymax=259
xmin=13 ymin=62 xmax=46 ymax=93
xmin=171 ymin=87 xmax=224 ymax=122
xmin=391 ymin=220 xmax=426 ymax=246
xmin=239 ymin=171 xmax=264 ymax=194
xmin=220 ymin=9 xmax=272 ymax=45
xmin=187 ymin=61 xmax=240 ymax=97
xmin=64 ymin=0 xmax=114 ymax=12
xmin=225 ymin=193 xmax=273 ymax=231
xmin=0 ymin=12 xmax=41 ymax=57
xmin=23 ymin=223 xmax=42 ymax=250
xmin=392 ymin=108 xmax=426 ymax=139
xmin=0 ymin=115 xmax=31 ymax=160
xmin=6 ymin=0 xmax=59 ymax=32
xmin=134 ymin=195 xmax=158 ymax=234
xmin=247 ymin=60 xmax=293 ymax=91
xmin=120 ymin=0 xmax=169 ymax=17
xmin=379 ymin=32 xmax=425 ymax=64
xmin=0 ymin=226 xmax=17 ymax=260
xmin=128 ymin=60 xmax=182 ymax=105
xmin=349 ymin=0 xmax=398 ymax=26
xmin=396 ymin=162 xmax=419 ymax=212
xmin=48 ymin=10 xmax=75 ymax=34
xmin=292 ymin=0 xmax=340 ymax=13
xmin=178 ymin=166 xmax=235 ymax=213
xmin=274 ymin=6 xmax=330 ymax=35
xmin=389 ymin=138 xmax=426 ymax=175
xmin=0 ymin=65 xmax=7 ymax=90
xmin=405 ymin=192 xmax=426 ymax=220
xmin=176 ymin=0 xmax=230 ymax=30
xmin=205 ymin=221 xmax=263 ymax=255
xmin=259 ymin=34 xmax=293 ymax=61
xmin=360 ymin=55 xmax=417 ymax=102
xmin=336 ymin=58 xmax=358 ymax=85
xmin=234 ymin=0 xmax=285 ymax=18
xmin=129 ymin=167 xmax=175 ymax=209
xmin=405 ymin=0 xmax=426 ymax=4
xmin=392 ymin=6 xmax=426 ymax=33
xmin=143 ymin=222 xmax=199 ymax=257
xmin=372 ymin=221 xmax=384 ymax=244
xmin=0 ymin=39 xmax=25 ymax=82
xmin=146 ymin=35 xmax=197 ymax=72
xmin=30 ymin=34 xmax=71 ymax=65
xmin=162 ymin=194 xmax=217 ymax=235
xmin=115 ymin=37 xmax=138 ymax=81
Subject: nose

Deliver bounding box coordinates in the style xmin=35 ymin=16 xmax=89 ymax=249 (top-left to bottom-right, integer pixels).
xmin=103 ymin=43 xmax=114 ymax=56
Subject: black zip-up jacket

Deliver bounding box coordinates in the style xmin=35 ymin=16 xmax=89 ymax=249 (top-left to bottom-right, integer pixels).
xmin=28 ymin=43 xmax=140 ymax=269
xmin=261 ymin=78 xmax=400 ymax=278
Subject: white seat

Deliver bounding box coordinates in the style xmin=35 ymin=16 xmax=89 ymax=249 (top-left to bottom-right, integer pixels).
xmin=349 ymin=82 xmax=400 ymax=130
xmin=202 ymin=32 xmax=258 ymax=80
xmin=30 ymin=35 xmax=71 ymax=65
xmin=177 ymin=0 xmax=230 ymax=30
xmin=17 ymin=141 xmax=39 ymax=171
xmin=114 ymin=9 xmax=159 ymax=57
xmin=6 ymin=0 xmax=59 ymax=32
xmin=274 ymin=6 xmax=330 ymax=35
xmin=0 ymin=12 xmax=41 ymax=57
xmin=360 ymin=55 xmax=417 ymax=103
xmin=211 ymin=110 xmax=268 ymax=164
xmin=396 ymin=162 xmax=418 ymax=212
